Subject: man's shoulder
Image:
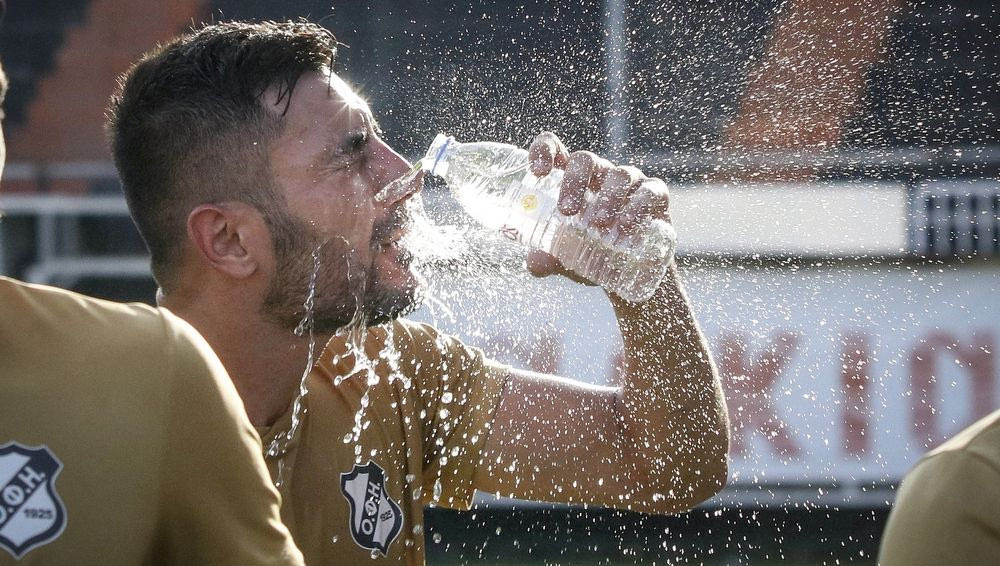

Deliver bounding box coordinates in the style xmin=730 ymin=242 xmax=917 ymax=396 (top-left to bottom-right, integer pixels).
xmin=391 ymin=318 xmax=443 ymax=344
xmin=327 ymin=319 xmax=456 ymax=357
xmin=0 ymin=276 xmax=164 ymax=328
xmin=313 ymin=319 xmax=444 ymax=374
xmin=0 ymin=277 xmax=207 ymax=377
xmin=916 ymin=409 xmax=1000 ymax=477
xmin=0 ymin=281 xmax=235 ymax=465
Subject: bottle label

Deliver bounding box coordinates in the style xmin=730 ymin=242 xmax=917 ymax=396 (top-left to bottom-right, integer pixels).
xmin=499 ymin=225 xmax=521 ymax=241
xmin=519 ymin=193 xmax=539 ymax=213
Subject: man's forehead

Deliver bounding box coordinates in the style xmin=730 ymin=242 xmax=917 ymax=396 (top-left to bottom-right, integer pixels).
xmin=326 ymin=73 xmax=369 ymax=114
xmin=265 ymin=70 xmax=371 ymax=116
xmin=297 ymin=70 xmax=371 ymax=119
xmin=280 ymin=70 xmax=375 ymax=133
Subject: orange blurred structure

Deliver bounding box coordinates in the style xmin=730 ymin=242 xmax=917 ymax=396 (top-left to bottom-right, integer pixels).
xmin=5 ymin=0 xmax=205 ymax=192
xmin=718 ymin=0 xmax=906 ymax=182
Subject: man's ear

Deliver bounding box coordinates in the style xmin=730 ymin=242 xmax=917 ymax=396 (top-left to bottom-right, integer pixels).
xmin=187 ymin=202 xmax=267 ymax=279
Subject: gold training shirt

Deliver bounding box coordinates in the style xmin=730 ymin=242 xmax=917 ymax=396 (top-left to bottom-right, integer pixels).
xmin=258 ymin=319 xmax=509 ymax=565
xmin=0 ymin=277 xmax=303 ymax=565
xmin=879 ymin=409 xmax=1000 ymax=565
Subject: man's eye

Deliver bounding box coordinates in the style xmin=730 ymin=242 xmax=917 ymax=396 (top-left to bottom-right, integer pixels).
xmin=346 ymin=131 xmax=368 ymax=153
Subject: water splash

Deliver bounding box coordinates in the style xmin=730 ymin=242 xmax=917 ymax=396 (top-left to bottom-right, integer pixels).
xmin=266 ymin=246 xmax=323 ymax=486
xmin=343 ymin=323 xmax=378 ymax=457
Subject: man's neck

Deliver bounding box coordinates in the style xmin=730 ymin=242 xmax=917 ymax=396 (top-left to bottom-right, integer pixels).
xmin=163 ymin=295 xmax=329 ymax=427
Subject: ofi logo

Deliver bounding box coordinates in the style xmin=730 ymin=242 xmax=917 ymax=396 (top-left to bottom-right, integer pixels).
xmin=0 ymin=443 xmax=67 ymax=559
xmin=340 ymin=461 xmax=403 ymax=555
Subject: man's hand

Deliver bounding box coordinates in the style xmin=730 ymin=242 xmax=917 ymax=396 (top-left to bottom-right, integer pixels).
xmin=525 ymin=131 xmax=671 ymax=280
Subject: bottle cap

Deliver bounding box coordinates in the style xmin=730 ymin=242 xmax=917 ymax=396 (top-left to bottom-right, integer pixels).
xmin=424 ymin=133 xmax=455 ymax=177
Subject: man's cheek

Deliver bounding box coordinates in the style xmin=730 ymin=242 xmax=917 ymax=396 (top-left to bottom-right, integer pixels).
xmin=315 ymin=210 xmax=373 ymax=245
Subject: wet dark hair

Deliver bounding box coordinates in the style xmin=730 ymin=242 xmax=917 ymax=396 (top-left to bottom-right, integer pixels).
xmin=106 ymin=20 xmax=337 ymax=290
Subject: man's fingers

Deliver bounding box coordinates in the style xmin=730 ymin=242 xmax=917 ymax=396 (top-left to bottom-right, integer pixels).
xmin=590 ymin=165 xmax=641 ymax=228
xmin=560 ymin=151 xmax=597 ymax=215
xmin=619 ymin=178 xmax=670 ymax=233
xmin=528 ymin=131 xmax=569 ymax=177
xmin=525 ymin=134 xmax=668 ymax=236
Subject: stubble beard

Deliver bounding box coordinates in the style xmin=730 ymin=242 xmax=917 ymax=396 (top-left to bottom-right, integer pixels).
xmin=261 ymin=203 xmax=424 ymax=335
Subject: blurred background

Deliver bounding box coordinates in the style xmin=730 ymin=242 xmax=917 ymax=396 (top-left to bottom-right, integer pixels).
xmin=1 ymin=1 xmax=998 ymax=564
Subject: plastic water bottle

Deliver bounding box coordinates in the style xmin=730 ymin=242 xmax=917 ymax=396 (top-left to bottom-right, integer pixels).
xmin=422 ymin=133 xmax=676 ymax=303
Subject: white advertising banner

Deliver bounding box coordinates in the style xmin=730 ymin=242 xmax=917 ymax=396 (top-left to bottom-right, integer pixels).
xmin=412 ymin=260 xmax=1000 ymax=505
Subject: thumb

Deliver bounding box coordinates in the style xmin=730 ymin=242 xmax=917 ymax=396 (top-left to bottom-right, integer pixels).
xmin=526 ymin=250 xmax=561 ymax=277
xmin=525 ymin=250 xmax=598 ymax=287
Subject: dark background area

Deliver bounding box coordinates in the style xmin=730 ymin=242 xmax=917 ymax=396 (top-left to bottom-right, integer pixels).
xmin=424 ymin=505 xmax=887 ymax=565
xmin=2 ymin=1 xmax=997 ymax=174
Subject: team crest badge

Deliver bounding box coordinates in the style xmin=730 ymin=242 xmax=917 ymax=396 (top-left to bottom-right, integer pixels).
xmin=0 ymin=443 xmax=67 ymax=559
xmin=340 ymin=461 xmax=403 ymax=555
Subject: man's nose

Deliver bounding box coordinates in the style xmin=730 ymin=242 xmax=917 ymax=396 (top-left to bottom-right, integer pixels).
xmin=373 ymin=141 xmax=423 ymax=204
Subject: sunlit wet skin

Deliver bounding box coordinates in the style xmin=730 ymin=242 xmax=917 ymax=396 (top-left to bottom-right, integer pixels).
xmin=266 ymin=70 xmax=427 ymax=335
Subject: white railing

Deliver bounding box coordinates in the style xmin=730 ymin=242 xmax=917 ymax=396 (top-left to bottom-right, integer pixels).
xmin=0 ymin=194 xmax=151 ymax=286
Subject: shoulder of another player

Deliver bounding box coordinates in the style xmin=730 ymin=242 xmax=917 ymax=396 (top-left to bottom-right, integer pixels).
xmin=904 ymin=445 xmax=1000 ymax=505
xmin=922 ymin=409 xmax=1000 ymax=472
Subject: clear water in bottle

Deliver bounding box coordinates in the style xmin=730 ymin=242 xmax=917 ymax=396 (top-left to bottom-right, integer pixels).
xmin=420 ymin=133 xmax=676 ymax=302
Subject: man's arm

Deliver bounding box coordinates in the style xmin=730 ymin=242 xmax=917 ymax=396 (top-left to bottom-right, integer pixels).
xmin=473 ymin=134 xmax=729 ymax=514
